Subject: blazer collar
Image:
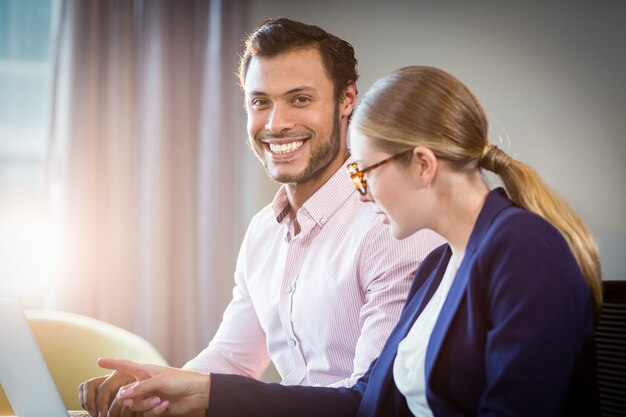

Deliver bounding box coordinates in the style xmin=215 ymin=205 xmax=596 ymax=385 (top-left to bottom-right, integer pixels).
xmin=360 ymin=188 xmax=514 ymax=417
xmin=359 ymin=245 xmax=450 ymax=417
xmin=424 ymin=187 xmax=513 ymax=384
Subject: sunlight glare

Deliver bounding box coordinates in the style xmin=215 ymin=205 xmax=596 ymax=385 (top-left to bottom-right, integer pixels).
xmin=0 ymin=213 xmax=62 ymax=298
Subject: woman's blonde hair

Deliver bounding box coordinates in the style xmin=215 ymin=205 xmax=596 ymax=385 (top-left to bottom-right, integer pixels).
xmin=352 ymin=66 xmax=602 ymax=318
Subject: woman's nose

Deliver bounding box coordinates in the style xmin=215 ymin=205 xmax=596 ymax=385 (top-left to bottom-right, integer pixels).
xmin=359 ymin=189 xmax=373 ymax=203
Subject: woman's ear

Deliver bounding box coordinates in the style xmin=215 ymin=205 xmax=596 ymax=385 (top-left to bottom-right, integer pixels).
xmin=412 ymin=146 xmax=438 ymax=187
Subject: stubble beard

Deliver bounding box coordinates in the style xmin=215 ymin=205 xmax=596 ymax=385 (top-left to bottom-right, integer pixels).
xmin=250 ymin=102 xmax=343 ymax=185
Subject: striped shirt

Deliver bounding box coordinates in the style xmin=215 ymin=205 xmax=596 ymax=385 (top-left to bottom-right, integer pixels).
xmin=184 ymin=161 xmax=445 ymax=387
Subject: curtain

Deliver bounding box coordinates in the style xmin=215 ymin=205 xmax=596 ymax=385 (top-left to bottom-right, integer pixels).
xmin=47 ymin=0 xmax=248 ymax=366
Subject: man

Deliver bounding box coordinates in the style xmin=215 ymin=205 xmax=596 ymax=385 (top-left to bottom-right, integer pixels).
xmin=79 ymin=17 xmax=443 ymax=416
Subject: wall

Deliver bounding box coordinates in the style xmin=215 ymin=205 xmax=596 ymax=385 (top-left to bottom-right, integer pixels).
xmin=241 ymin=0 xmax=626 ymax=280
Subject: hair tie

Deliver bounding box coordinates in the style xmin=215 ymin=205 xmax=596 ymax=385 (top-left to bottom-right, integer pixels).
xmin=480 ymin=144 xmax=493 ymax=160
xmin=479 ymin=143 xmax=511 ymax=172
xmin=478 ymin=143 xmax=496 ymax=165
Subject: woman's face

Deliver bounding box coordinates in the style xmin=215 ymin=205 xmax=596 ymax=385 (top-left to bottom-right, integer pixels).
xmin=349 ymin=129 xmax=422 ymax=240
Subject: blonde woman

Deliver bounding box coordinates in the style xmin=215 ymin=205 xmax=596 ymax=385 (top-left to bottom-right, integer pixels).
xmin=100 ymin=66 xmax=601 ymax=417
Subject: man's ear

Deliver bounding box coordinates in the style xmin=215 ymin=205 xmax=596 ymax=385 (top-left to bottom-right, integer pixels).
xmin=412 ymin=146 xmax=438 ymax=187
xmin=339 ymin=82 xmax=357 ymax=118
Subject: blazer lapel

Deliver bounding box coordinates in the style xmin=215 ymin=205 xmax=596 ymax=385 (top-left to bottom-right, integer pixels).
xmin=400 ymin=247 xmax=453 ymax=342
xmin=424 ymin=188 xmax=513 ymax=388
xmin=359 ymin=247 xmax=451 ymax=417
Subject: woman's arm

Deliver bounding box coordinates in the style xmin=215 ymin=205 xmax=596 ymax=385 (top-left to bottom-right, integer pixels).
xmin=99 ymin=358 xmax=365 ymax=417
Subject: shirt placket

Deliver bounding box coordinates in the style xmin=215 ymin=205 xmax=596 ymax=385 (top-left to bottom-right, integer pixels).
xmin=278 ymin=212 xmax=317 ymax=384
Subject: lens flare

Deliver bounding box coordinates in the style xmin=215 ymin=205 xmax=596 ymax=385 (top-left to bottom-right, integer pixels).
xmin=0 ymin=213 xmax=61 ymax=299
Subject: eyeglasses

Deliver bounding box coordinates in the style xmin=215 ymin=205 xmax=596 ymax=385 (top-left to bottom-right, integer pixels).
xmin=346 ymin=149 xmax=413 ymax=195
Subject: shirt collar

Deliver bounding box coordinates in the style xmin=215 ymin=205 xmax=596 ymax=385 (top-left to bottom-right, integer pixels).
xmin=271 ymin=157 xmax=356 ymax=226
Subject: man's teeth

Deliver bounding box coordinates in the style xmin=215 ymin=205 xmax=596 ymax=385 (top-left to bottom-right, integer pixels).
xmin=269 ymin=141 xmax=304 ymax=154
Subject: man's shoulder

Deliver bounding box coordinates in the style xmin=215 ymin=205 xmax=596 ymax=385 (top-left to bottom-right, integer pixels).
xmin=251 ymin=201 xmax=277 ymax=221
xmin=244 ymin=202 xmax=281 ymax=234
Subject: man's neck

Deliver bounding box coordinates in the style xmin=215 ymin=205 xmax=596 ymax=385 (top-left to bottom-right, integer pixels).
xmin=284 ymin=152 xmax=349 ymax=217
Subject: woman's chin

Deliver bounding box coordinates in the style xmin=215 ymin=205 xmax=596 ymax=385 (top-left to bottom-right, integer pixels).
xmin=388 ymin=223 xmax=405 ymax=240
xmin=389 ymin=222 xmax=420 ymax=241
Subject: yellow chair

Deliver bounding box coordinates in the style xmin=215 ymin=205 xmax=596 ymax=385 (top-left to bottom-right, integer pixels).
xmin=0 ymin=309 xmax=167 ymax=414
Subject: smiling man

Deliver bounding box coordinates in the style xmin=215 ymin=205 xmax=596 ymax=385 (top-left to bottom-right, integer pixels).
xmin=79 ymin=18 xmax=444 ymax=417
xmin=244 ymin=45 xmax=354 ymax=227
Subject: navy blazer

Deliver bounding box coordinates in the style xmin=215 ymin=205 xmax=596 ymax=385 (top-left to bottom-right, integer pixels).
xmin=207 ymin=188 xmax=598 ymax=417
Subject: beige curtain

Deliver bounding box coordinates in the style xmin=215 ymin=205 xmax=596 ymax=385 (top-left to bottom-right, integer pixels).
xmin=47 ymin=0 xmax=248 ymax=366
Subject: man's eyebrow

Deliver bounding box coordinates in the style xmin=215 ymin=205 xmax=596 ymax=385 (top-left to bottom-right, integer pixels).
xmin=285 ymin=86 xmax=316 ymax=95
xmin=247 ymin=86 xmax=317 ymax=97
xmin=247 ymin=90 xmax=266 ymax=97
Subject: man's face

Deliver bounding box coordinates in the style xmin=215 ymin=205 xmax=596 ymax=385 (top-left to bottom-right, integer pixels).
xmin=244 ymin=47 xmax=346 ymax=185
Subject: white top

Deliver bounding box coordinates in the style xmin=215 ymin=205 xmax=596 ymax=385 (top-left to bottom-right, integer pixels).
xmin=393 ymin=255 xmax=458 ymax=415
xmin=184 ymin=162 xmax=445 ymax=387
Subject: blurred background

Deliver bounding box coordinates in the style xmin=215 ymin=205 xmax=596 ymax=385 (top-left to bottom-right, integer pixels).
xmin=0 ymin=0 xmax=624 ymax=367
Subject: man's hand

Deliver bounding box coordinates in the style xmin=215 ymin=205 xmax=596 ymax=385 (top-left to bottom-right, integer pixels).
xmin=99 ymin=358 xmax=211 ymax=416
xmin=78 ymin=370 xmax=137 ymax=417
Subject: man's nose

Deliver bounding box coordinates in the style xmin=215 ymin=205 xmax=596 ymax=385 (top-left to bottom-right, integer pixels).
xmin=265 ymin=104 xmax=295 ymax=133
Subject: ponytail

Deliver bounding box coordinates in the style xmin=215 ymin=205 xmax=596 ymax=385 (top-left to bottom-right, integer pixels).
xmin=350 ymin=66 xmax=602 ymax=320
xmin=480 ymin=145 xmax=603 ymax=320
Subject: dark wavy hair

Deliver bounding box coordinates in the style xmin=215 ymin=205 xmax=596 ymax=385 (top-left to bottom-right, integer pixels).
xmin=238 ymin=17 xmax=358 ymax=101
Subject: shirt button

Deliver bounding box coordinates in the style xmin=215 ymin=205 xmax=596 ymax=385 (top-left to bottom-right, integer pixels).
xmin=289 ymin=338 xmax=297 ymax=347
xmin=286 ymin=285 xmax=293 ymax=293
xmin=320 ymin=217 xmax=326 ymax=225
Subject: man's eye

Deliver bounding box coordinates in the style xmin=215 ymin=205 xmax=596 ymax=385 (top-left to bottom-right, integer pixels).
xmin=292 ymin=96 xmax=310 ymax=105
xmin=251 ymin=98 xmax=269 ymax=107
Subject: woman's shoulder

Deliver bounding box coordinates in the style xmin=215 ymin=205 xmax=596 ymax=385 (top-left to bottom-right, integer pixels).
xmin=488 ymin=204 xmax=566 ymax=248
xmin=477 ymin=205 xmax=581 ymax=284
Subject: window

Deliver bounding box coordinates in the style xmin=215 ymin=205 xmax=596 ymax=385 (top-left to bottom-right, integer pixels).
xmin=0 ymin=0 xmax=60 ymax=301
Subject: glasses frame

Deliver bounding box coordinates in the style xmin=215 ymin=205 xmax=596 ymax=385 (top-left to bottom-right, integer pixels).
xmin=346 ymin=148 xmax=413 ymax=195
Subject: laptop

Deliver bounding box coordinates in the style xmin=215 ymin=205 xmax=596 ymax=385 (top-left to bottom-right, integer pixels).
xmin=0 ymin=298 xmax=89 ymax=417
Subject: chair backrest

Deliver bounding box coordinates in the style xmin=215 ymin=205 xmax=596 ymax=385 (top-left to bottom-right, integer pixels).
xmin=595 ymin=280 xmax=626 ymax=417
xmin=0 ymin=310 xmax=167 ymax=414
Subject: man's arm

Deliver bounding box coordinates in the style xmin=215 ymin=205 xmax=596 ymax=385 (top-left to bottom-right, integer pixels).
xmin=329 ymin=225 xmax=444 ymax=388
xmin=79 ymin=279 xmax=270 ymax=417
xmin=183 ymin=269 xmax=271 ymax=379
xmin=184 ymin=217 xmax=272 ymax=377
